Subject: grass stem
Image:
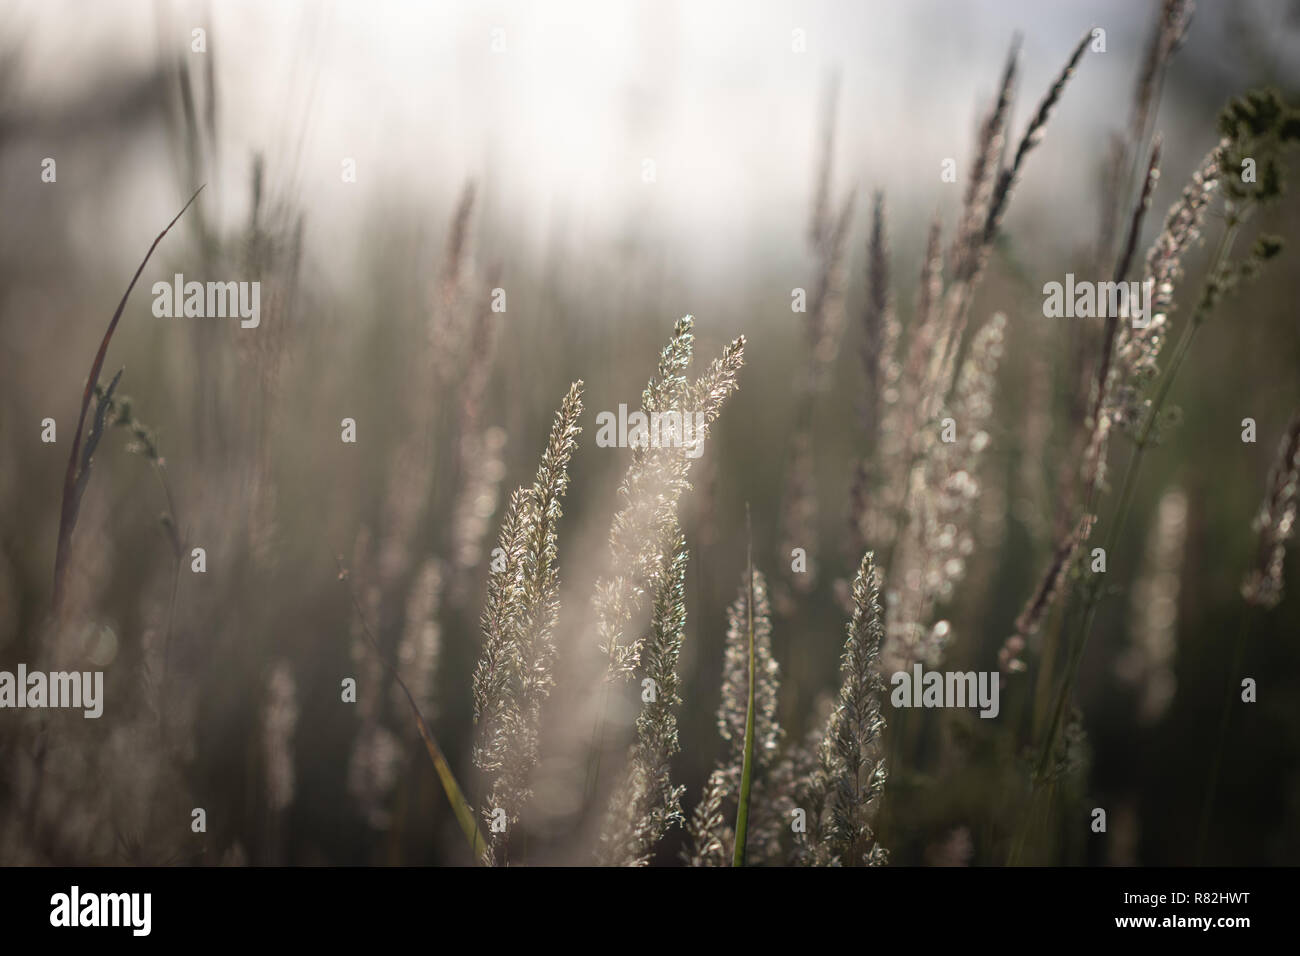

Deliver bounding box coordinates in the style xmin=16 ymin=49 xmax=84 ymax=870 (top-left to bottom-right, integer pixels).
xmin=53 ymin=187 xmax=204 ymax=617
xmin=336 ymin=555 xmax=487 ymax=862
xmin=1015 ymin=213 xmax=1241 ymax=861
xmin=1196 ymin=605 xmax=1257 ymax=863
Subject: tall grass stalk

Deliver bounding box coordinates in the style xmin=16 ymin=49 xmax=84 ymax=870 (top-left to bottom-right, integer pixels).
xmin=52 ymin=186 xmax=204 ymax=617
xmin=733 ymin=505 xmax=757 ymax=867
xmin=1199 ymin=410 xmax=1300 ymax=859
xmin=597 ymin=526 xmax=689 ymax=865
xmin=805 ymin=551 xmax=888 ymax=866
xmin=1014 ymin=211 xmax=1242 ymax=864
xmin=473 ymin=382 xmax=584 ymax=865
xmin=585 ymin=318 xmax=744 ymax=802
xmin=684 ymin=536 xmax=780 ymax=866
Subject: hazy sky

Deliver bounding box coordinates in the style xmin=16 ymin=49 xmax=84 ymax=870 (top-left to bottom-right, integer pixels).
xmin=9 ymin=0 xmax=1300 ymax=290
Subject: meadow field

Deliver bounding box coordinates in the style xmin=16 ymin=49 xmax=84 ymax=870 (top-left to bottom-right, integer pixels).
xmin=1 ymin=0 xmax=1299 ymax=867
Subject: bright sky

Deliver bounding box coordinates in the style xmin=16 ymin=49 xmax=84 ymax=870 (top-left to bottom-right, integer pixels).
xmin=10 ymin=0 xmax=1299 ymax=290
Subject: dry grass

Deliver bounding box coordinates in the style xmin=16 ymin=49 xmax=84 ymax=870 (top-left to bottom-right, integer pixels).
xmin=4 ymin=5 xmax=1300 ymax=868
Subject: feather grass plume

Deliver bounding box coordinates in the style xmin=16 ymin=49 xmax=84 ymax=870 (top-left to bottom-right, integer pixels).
xmin=885 ymin=313 xmax=1006 ymax=672
xmin=720 ymin=567 xmax=782 ymax=780
xmin=1110 ymin=142 xmax=1223 ymax=437
xmin=1083 ymin=139 xmax=1162 ymax=499
xmin=859 ymin=191 xmax=895 ymax=445
xmin=1242 ymin=413 xmax=1300 ymax=609
xmin=380 ymin=182 xmax=493 ymax=618
xmin=684 ymin=564 xmax=781 ymax=866
xmin=934 ymin=32 xmax=1090 ymax=404
xmin=849 ymin=193 xmax=900 ymax=554
xmin=581 ymin=316 xmax=742 ymax=805
xmin=805 ymin=551 xmax=888 ymax=866
xmin=780 ymin=80 xmax=855 ymax=606
xmin=766 ymin=696 xmax=832 ymax=865
xmin=1011 ymin=138 xmax=1209 ymax=687
xmin=860 ymin=216 xmax=941 ymax=560
xmin=860 ymin=37 xmax=1087 ymax=610
xmin=733 ymin=507 xmax=759 ymax=866
xmin=982 ymin=31 xmax=1091 ymax=250
xmin=1023 ymin=87 xmax=1300 ymax=811
xmin=1132 ymin=2 xmax=1193 ymax=151
xmin=914 ymin=217 xmax=944 ymax=343
xmin=683 ymin=769 xmax=730 ymax=867
xmin=1095 ymin=0 xmax=1190 ymax=272
xmin=473 ymin=381 xmax=584 ymax=864
xmin=598 ymin=527 xmax=689 ymax=865
xmin=951 ymin=37 xmax=1019 ymax=284
xmin=805 ymin=71 xmax=857 ymax=374
xmin=1001 ymin=514 xmax=1093 ymax=674
xmin=596 ymin=317 xmax=745 ymax=682
xmin=1199 ymin=415 xmax=1299 ymax=859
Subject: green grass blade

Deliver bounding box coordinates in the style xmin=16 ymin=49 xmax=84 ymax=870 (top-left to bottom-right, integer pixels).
xmin=399 ymin=676 xmax=489 ymax=861
xmin=337 ymin=556 xmax=488 ymax=862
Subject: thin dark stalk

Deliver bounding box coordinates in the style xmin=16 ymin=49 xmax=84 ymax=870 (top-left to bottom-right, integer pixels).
xmin=1015 ymin=215 xmax=1242 ymax=862
xmin=1197 ymin=605 xmax=1257 ymax=863
xmin=1087 ymin=139 xmax=1162 ymax=494
xmin=52 ymin=186 xmax=204 ymax=616
xmin=1041 ymin=216 xmax=1240 ymax=775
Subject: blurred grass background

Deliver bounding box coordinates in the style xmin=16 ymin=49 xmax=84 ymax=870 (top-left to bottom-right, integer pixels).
xmin=2 ymin=0 xmax=1300 ymax=865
